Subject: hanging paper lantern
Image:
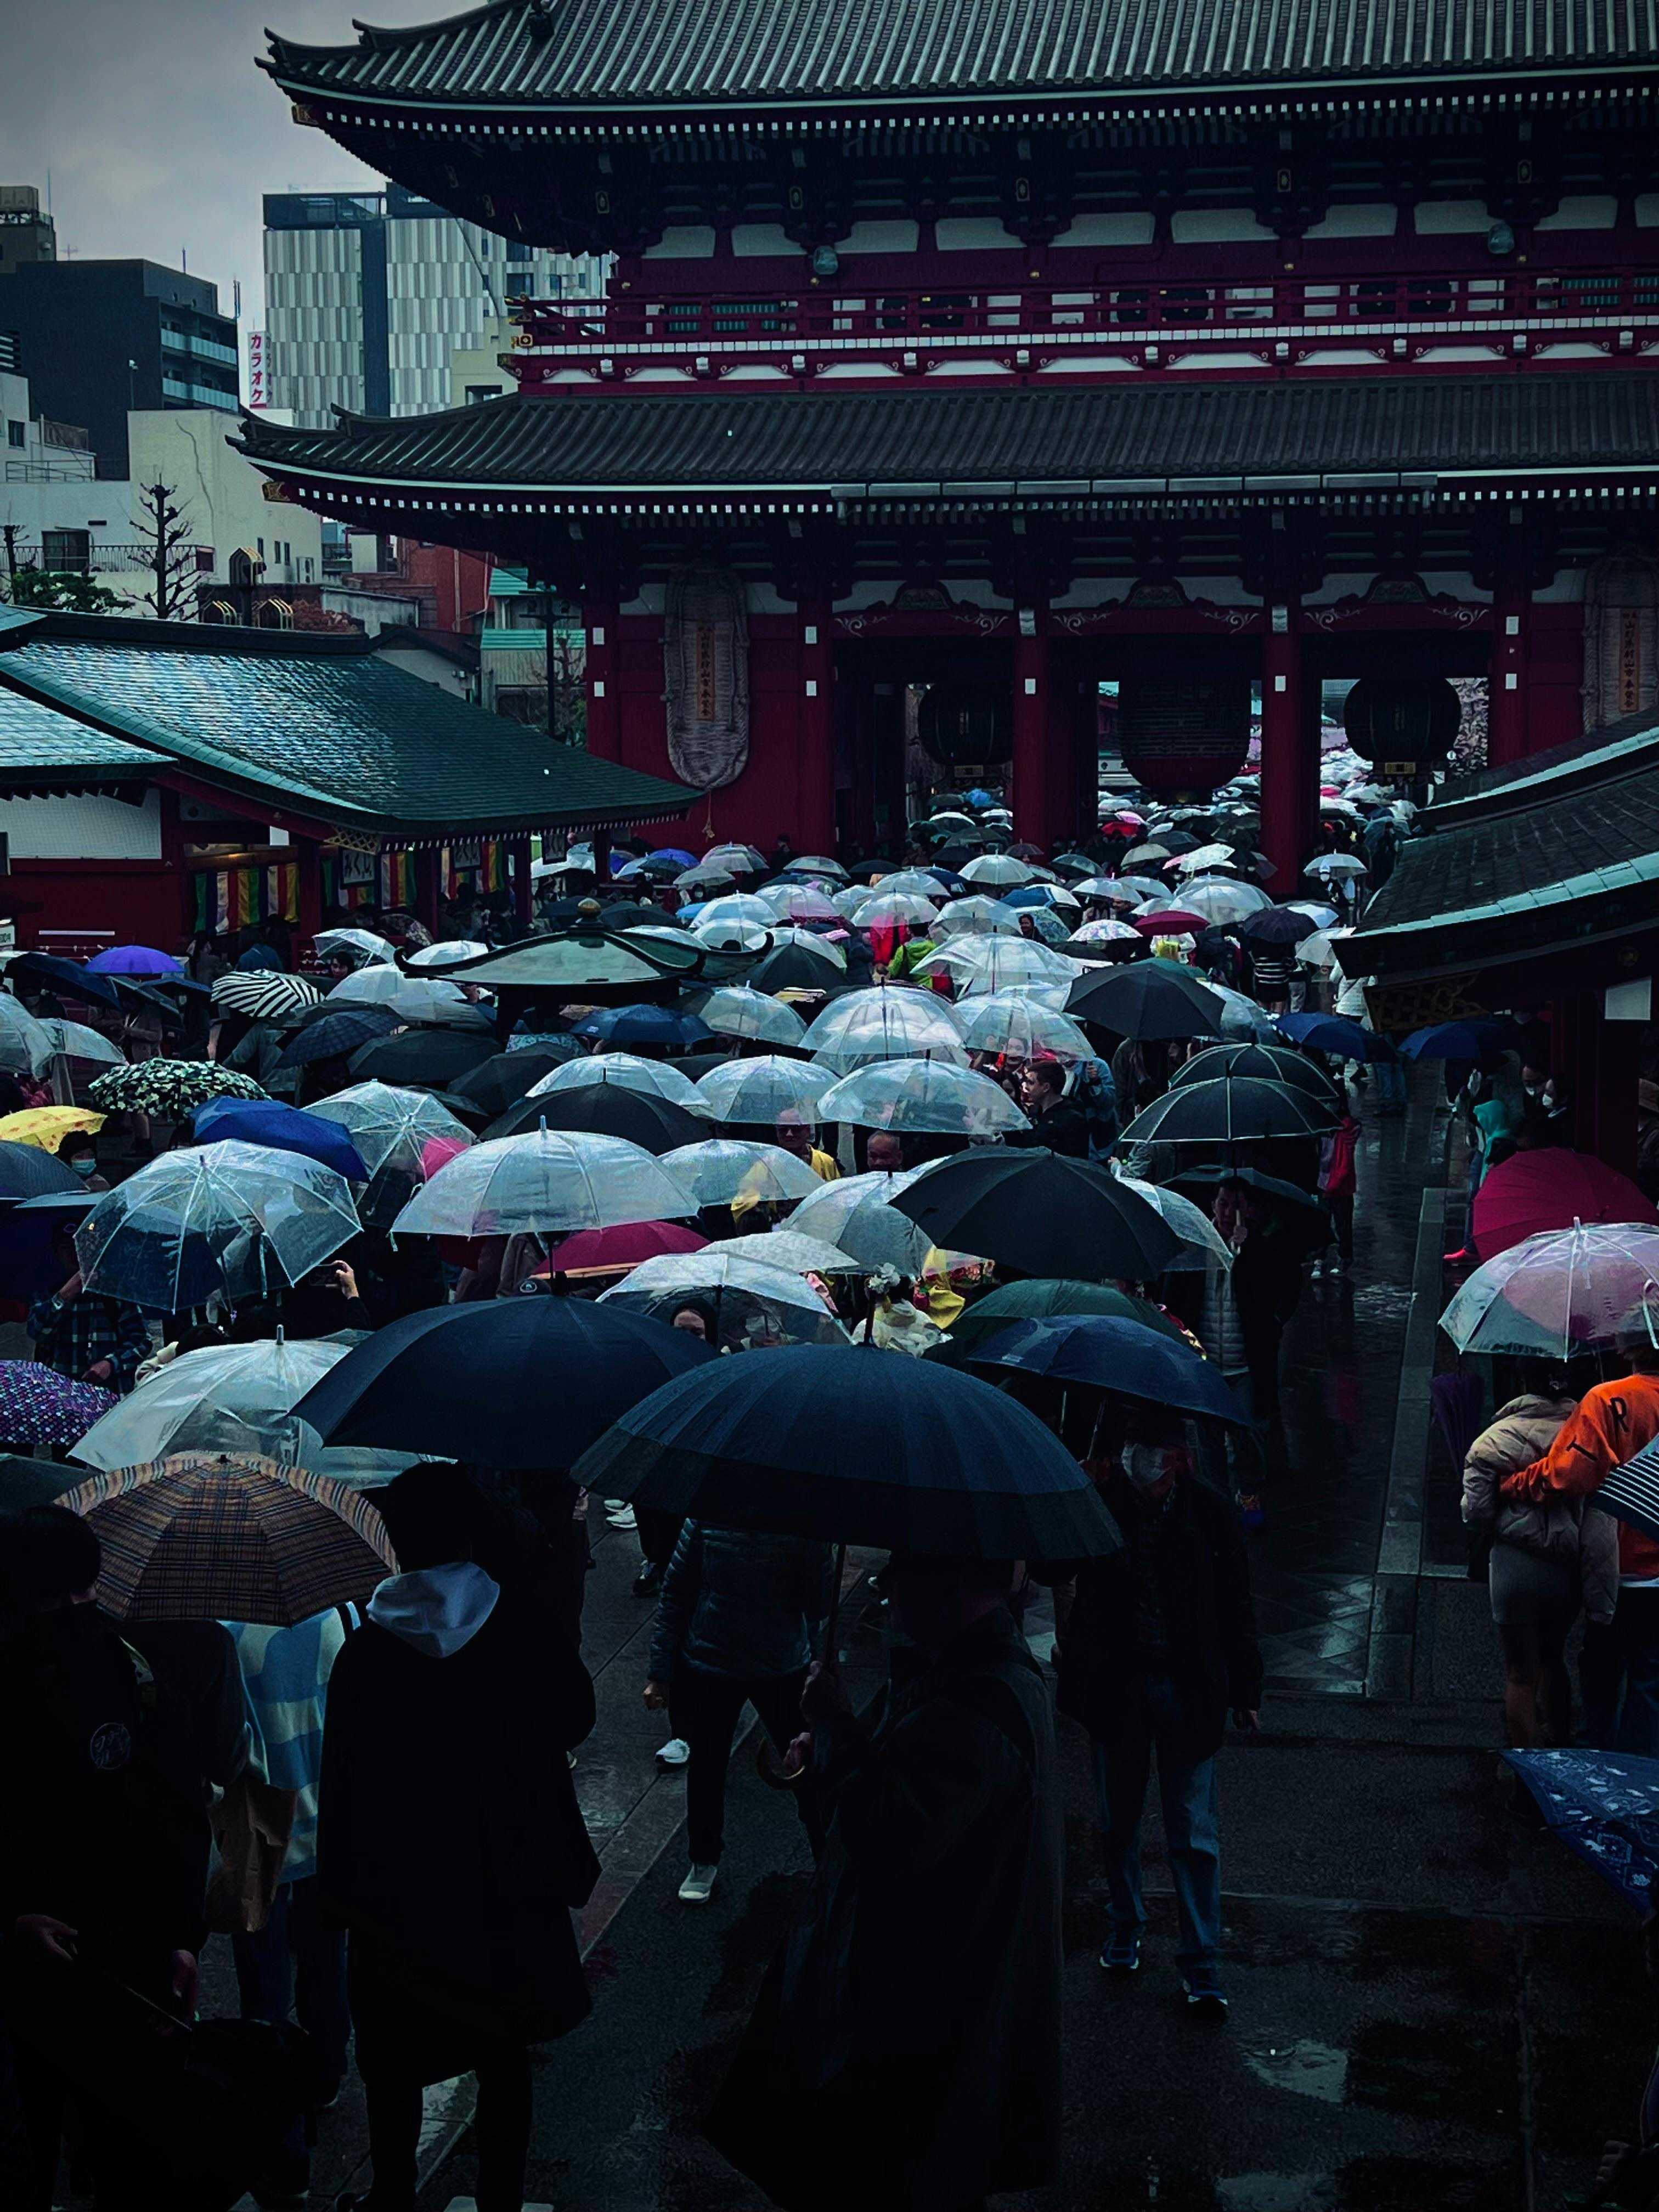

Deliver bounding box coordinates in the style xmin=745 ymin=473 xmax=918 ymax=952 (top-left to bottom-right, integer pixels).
xmin=916 ymin=685 xmax=1013 ymax=770
xmin=1342 ymin=677 xmax=1462 ymax=769
xmin=1117 ymin=676 xmax=1251 ymax=795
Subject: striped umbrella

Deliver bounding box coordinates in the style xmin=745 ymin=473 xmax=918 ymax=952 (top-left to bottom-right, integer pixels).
xmin=58 ymin=1452 xmax=397 ymax=1626
xmin=1594 ymin=1438 xmax=1659 ymax=1548
xmin=211 ymin=970 xmax=323 ymax=1020
xmin=0 ymin=1363 xmax=119 ymax=1447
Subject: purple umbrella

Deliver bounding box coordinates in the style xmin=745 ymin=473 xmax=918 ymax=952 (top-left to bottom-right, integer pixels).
xmin=651 ymin=848 xmax=698 ymax=866
xmin=86 ymin=946 xmax=184 ymax=976
xmin=0 ymin=1362 xmax=119 ymax=1446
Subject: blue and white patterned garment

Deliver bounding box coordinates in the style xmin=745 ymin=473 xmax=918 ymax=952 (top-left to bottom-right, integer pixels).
xmin=225 ymin=1606 xmax=356 ymax=1885
xmin=1504 ymin=1748 xmax=1659 ymax=1911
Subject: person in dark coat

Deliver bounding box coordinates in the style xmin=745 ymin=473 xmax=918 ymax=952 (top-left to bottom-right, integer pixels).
xmin=1007 ymin=1056 xmax=1091 ymax=1158
xmin=317 ymin=1465 xmax=599 ymax=2212
xmin=705 ymin=1556 xmax=1062 ymax=2212
xmin=1054 ymin=1425 xmax=1261 ymax=2010
xmin=644 ymin=1520 xmax=836 ymax=1905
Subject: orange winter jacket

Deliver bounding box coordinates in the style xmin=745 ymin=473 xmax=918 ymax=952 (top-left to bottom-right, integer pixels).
xmin=1501 ymin=1373 xmax=1659 ymax=1580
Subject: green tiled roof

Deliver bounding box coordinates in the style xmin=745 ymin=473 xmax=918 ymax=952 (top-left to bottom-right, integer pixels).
xmin=0 ymin=685 xmax=165 ymax=788
xmin=0 ymin=612 xmax=695 ymax=837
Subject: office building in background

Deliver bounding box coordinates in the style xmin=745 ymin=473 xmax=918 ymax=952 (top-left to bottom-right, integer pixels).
xmin=260 ymin=183 xmax=602 ymax=426
xmin=0 ymin=187 xmax=55 ymax=278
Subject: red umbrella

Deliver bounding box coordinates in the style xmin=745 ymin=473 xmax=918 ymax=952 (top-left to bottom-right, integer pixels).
xmin=543 ymin=1220 xmax=709 ymax=1273
xmin=1131 ymin=910 xmax=1209 ymax=936
xmin=1472 ymin=1149 xmax=1659 ymax=1261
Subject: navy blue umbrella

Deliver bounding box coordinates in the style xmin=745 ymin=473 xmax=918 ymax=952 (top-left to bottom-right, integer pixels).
xmin=1504 ymin=1749 xmax=1659 ymax=1911
xmin=0 ymin=1193 xmax=95 ymax=1298
xmin=1171 ymin=1164 xmax=1323 ymax=1210
xmin=572 ymin=1344 xmax=1121 ymax=1557
xmin=0 ymin=1141 xmax=83 ymax=1201
xmin=1399 ymin=1019 xmax=1521 ymax=1062
xmin=192 ymin=1097 xmax=370 ymax=1182
xmin=571 ymin=1004 xmax=714 ymax=1049
xmin=295 ymin=1296 xmax=717 ymax=1470
xmin=276 ymin=1006 xmax=399 ymax=1068
xmin=966 ymin=1314 xmax=1252 ymax=1426
xmin=7 ymin=954 xmax=125 ymax=1012
xmin=1276 ymin=1012 xmax=1396 ymax=1061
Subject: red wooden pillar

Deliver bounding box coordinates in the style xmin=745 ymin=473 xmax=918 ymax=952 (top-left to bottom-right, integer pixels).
xmin=295 ymin=838 xmax=324 ymax=959
xmin=1487 ymin=592 xmax=1530 ymax=768
xmin=584 ymin=584 xmax=621 ymax=763
xmin=510 ymin=837 xmax=534 ymax=923
xmin=798 ymin=596 xmax=837 ymax=857
xmin=413 ymin=846 xmax=442 ymax=935
xmin=1011 ymin=623 xmax=1051 ymax=851
xmin=1259 ymin=612 xmax=1318 ymax=895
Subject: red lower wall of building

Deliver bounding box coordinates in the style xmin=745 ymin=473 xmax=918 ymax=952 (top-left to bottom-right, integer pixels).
xmin=10 ymin=860 xmax=185 ymax=955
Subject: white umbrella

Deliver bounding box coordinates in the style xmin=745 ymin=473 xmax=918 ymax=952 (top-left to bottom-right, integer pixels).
xmin=720 ymin=1229 xmax=872 ymax=1276
xmin=932 ymin=896 xmax=1022 ymax=939
xmin=802 ymin=986 xmax=967 ymax=1072
xmin=1289 ymin=901 xmax=1341 ymax=928
xmin=38 ymin=1018 xmax=125 ymax=1067
xmin=658 ymin=1138 xmax=824 ymax=1206
xmin=816 ymin=1058 xmax=1030 ymax=1137
xmin=955 ymin=994 xmax=1095 ymax=1062
xmin=697 ymin=988 xmax=808 ymax=1047
xmin=1171 ymin=844 xmax=1238 ymax=876
xmin=527 ymin=1053 xmax=711 ymax=1113
xmin=599 ymin=1250 xmax=849 ymax=1347
xmin=391 ymin=1129 xmax=696 ymax=1237
xmin=0 ymin=994 xmax=55 ymax=1077
xmin=1115 ymin=1176 xmax=1234 ymax=1273
xmin=695 ymin=1056 xmax=839 ymax=1124
xmin=1176 ymin=878 xmax=1274 ymax=925
xmin=1299 ymin=927 xmax=1352 ymax=969
xmin=960 ymin=853 xmax=1034 ymax=887
xmin=71 ymin=1337 xmax=419 ymax=1481
xmin=1304 ymin=854 xmax=1368 ymax=879
xmin=312 ymin=928 xmax=396 ymax=966
xmin=405 ymin=940 xmax=490 ymax=967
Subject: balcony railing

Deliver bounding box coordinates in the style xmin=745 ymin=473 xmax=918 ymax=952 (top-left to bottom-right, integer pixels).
xmin=2 ymin=543 xmax=211 ymax=575
xmin=511 ymin=265 xmax=1659 ymax=383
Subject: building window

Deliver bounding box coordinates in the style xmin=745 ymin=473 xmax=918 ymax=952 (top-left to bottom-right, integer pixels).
xmin=5 ymin=420 xmax=22 ymax=448
xmin=41 ymin=528 xmax=89 ymax=574
xmin=465 ymin=383 xmax=505 ymax=404
xmin=194 ymin=546 xmax=215 ymax=573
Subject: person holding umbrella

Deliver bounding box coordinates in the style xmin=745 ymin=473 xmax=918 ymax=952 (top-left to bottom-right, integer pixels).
xmin=27 ymin=1226 xmax=150 ymax=1395
xmin=1051 ymin=1412 xmax=1261 ymax=2012
xmin=1007 ymin=1056 xmax=1091 ymax=1158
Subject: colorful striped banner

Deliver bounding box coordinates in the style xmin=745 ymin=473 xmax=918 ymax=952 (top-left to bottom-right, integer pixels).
xmin=194 ymin=864 xmax=299 ymax=934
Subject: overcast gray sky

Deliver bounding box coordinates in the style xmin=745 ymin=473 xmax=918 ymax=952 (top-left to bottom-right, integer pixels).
xmin=4 ymin=0 xmax=439 ymax=341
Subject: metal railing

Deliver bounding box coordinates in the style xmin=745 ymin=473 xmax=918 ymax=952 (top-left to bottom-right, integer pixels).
xmin=1 ymin=541 xmax=211 ymax=575
xmin=512 ymin=264 xmax=1659 ymax=379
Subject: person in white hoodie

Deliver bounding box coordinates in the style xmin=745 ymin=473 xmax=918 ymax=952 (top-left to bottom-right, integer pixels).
xmin=318 ymin=1465 xmax=600 ymax=2212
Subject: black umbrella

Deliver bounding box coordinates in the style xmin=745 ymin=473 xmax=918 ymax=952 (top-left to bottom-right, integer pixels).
xmin=486 ymin=1084 xmax=708 ymax=1153
xmin=276 ymin=1007 xmax=400 ymax=1068
xmin=967 ymin=1314 xmax=1252 ymax=1426
xmin=1122 ymin=1076 xmax=1336 ymax=1145
xmin=745 ymin=941 xmax=848 ymax=993
xmin=1169 ymin=1164 xmax=1324 ymax=1210
xmin=346 ymin=1029 xmax=497 ymax=1087
xmin=450 ymin=1043 xmax=580 ymax=1117
xmin=1239 ymin=906 xmax=1319 ymax=946
xmin=292 ymin=1296 xmax=716 ymax=1469
xmin=0 ymin=1141 xmax=83 ymax=1200
xmin=1065 ymin=961 xmax=1225 ymax=1041
xmin=0 ymin=1453 xmax=82 ymax=1511
xmin=572 ymin=1345 xmax=1121 ymax=1558
xmin=890 ymin=1146 xmax=1183 ymax=1280
xmin=8 ymin=954 xmax=126 ymax=1012
xmin=1171 ymin=1042 xmax=1342 ymax=1104
xmin=667 ymin=1049 xmax=740 ymax=1085
xmin=111 ymin=978 xmax=186 ymax=1030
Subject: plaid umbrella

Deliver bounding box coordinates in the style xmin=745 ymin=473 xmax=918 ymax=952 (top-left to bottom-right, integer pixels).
xmin=0 ymin=1362 xmax=119 ymax=1447
xmin=88 ymin=1060 xmax=267 ymax=1115
xmin=58 ymin=1452 xmax=397 ymax=1627
xmin=212 ymin=970 xmax=323 ymax=1020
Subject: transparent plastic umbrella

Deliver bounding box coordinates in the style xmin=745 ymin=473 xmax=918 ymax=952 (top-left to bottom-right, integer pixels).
xmin=693 ymin=919 xmax=770 ymax=952
xmin=658 ymin=1138 xmax=825 ymax=1207
xmin=305 ymin=1080 xmax=477 ymax=1227
xmin=695 ymin=1056 xmax=839 ymax=1125
xmin=1071 ymin=917 xmax=1141 ymax=944
xmin=960 ymin=853 xmax=1034 ymax=887
xmin=873 ymin=870 xmax=957 ymax=899
xmin=697 ymin=894 xmax=780 ymax=931
xmin=527 ymin=1052 xmax=711 ymax=1113
xmin=328 ymin=969 xmax=475 ymax=1023
xmin=75 ymin=1142 xmax=360 ymax=1310
xmin=802 ymin=987 xmax=967 ymax=1072
xmin=1300 ymin=927 xmax=1353 ymax=969
xmin=1440 ymin=1224 xmax=1659 ymax=1359
xmin=1209 ymin=984 xmax=1279 ymax=1040
xmin=702 ymin=843 xmax=766 ymax=873
xmin=817 ymin=1058 xmax=1031 ymax=1136
xmin=955 ymin=994 xmax=1095 ymax=1062
xmin=757 ymin=882 xmax=841 ymax=924
xmin=312 ymin=928 xmax=396 ymax=966
xmin=599 ymin=1250 xmax=850 ymax=1347
xmin=1115 ymin=1175 xmax=1234 ymax=1272
xmin=832 ymin=885 xmax=876 ymax=918
xmin=1289 ymin=901 xmax=1341 ymax=928
xmin=38 ymin=1019 xmax=126 ymax=1067
xmin=932 ymin=896 xmax=1022 ymax=938
xmin=1175 ymin=878 xmax=1274 ymax=925
xmin=1171 ymin=844 xmax=1239 ymax=876
xmin=70 ymin=1336 xmax=420 ymax=1481
xmin=768 ymin=926 xmax=848 ymax=969
xmin=919 ymin=938 xmax=1080 ymax=995
xmin=719 ymin=1229 xmax=872 ymax=1276
xmin=405 ymin=940 xmax=490 ymax=968
xmin=786 ymin=855 xmax=849 ymax=881
xmin=0 ymin=994 xmax=55 ymax=1077
xmin=788 ymin=1170 xmax=948 ymax=1274
xmin=851 ymin=892 xmax=941 ymax=929
xmin=697 ymin=988 xmax=808 ymax=1047
xmin=392 ymin=1128 xmax=696 ymax=1238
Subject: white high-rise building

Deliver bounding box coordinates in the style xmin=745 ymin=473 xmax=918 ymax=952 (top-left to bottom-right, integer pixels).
xmin=260 ymin=184 xmax=603 ymax=427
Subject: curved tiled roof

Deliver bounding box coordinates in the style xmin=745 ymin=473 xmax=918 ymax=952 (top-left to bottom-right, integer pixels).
xmin=236 ymin=377 xmax=1659 ymax=503
xmin=264 ymin=0 xmax=1659 ymax=112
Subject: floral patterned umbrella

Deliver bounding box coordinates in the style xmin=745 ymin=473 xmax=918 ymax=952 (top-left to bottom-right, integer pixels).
xmin=0 ymin=1362 xmax=119 ymax=1447
xmin=88 ymin=1060 xmax=267 ymax=1115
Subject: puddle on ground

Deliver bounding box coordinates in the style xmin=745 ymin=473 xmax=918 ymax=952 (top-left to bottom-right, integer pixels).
xmin=1240 ymin=2038 xmax=1350 ymax=2103
xmin=1219 ymin=2176 xmax=1335 ymax=2211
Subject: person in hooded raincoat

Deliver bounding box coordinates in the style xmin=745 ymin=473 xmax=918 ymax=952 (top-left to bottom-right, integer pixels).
xmin=704 ymin=1556 xmax=1062 ymax=2212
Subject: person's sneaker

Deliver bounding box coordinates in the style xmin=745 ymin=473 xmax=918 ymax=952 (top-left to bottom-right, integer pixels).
xmin=1182 ymin=1973 xmax=1229 ymax=2018
xmin=1099 ymin=1927 xmax=1142 ymax=1974
xmin=606 ymin=1504 xmax=638 ymax=1531
xmin=633 ymin=1559 xmax=662 ymax=1597
xmin=656 ymin=1736 xmax=691 ymax=1769
xmin=1308 ymin=1261 xmax=1323 ymax=1281
xmin=1327 ymin=1259 xmax=1344 ymax=1278
xmin=679 ymin=1863 xmax=718 ymax=1905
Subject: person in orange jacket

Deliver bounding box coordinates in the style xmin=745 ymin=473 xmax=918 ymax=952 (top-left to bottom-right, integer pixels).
xmin=1502 ymin=1310 xmax=1659 ymax=1751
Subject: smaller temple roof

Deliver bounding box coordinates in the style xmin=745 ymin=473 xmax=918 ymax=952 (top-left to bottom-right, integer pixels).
xmin=1426 ymin=704 xmax=1659 ymax=828
xmin=0 ymin=684 xmax=166 ymax=794
xmin=236 ymin=376 xmax=1659 ymax=523
xmin=264 ymin=0 xmax=1658 ymax=121
xmin=0 ymin=607 xmax=693 ymax=838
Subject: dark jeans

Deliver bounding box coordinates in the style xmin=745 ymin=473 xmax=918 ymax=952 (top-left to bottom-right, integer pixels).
xmin=366 ymin=2044 xmax=532 ymax=2212
xmin=1324 ymin=1193 xmax=1355 ymax=1263
xmin=675 ymin=1663 xmax=813 ymax=1865
xmin=232 ymin=1876 xmax=350 ymax=2091
xmin=636 ymin=1506 xmax=682 ymax=1576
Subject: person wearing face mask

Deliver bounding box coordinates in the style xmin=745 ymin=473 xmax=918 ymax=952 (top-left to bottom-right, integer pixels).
xmin=54 ymin=1133 xmax=110 ymax=1192
xmin=1053 ymin=1417 xmax=1261 ymax=2015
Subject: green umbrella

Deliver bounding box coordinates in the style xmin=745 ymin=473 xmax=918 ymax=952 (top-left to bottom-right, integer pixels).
xmin=926 ymin=1277 xmax=1186 ymax=1367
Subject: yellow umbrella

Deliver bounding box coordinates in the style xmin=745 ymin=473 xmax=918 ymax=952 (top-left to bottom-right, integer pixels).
xmin=0 ymin=1106 xmax=105 ymax=1152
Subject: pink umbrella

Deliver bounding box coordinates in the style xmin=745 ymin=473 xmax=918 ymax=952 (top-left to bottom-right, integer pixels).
xmin=1472 ymin=1150 xmax=1659 ymax=1261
